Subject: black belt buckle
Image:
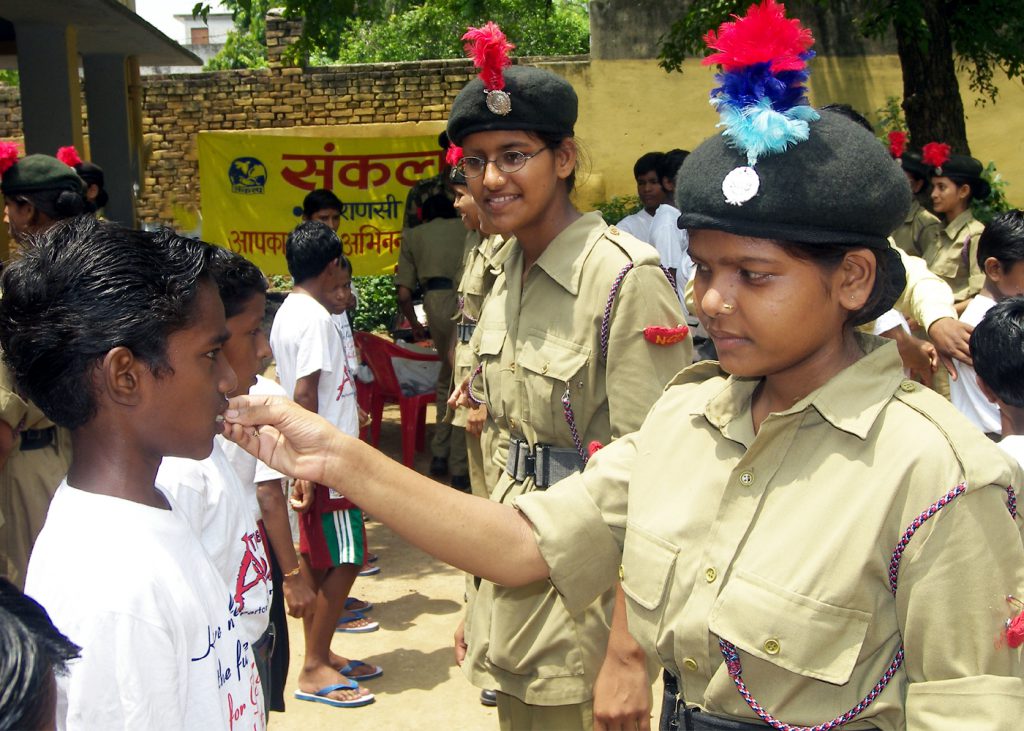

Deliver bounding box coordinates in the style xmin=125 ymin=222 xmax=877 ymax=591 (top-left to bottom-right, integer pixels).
xmin=19 ymin=426 xmax=55 ymax=451
xmin=425 ymin=277 xmax=454 ymax=291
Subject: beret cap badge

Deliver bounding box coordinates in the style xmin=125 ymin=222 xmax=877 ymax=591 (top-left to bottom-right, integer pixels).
xmin=703 ymin=0 xmax=818 ymax=206
xmin=464 ymin=23 xmax=515 ymax=117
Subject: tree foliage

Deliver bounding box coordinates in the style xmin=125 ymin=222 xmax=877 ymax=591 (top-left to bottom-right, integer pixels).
xmin=195 ymin=0 xmax=588 ymax=70
xmin=658 ymin=0 xmax=1024 ymax=154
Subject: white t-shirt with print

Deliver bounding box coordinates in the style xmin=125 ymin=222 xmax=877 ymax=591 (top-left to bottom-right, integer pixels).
xmin=270 ymin=292 xmax=358 ymax=436
xmin=157 ymin=443 xmax=272 ymax=645
xmin=26 ymin=482 xmax=265 ymax=731
xmin=950 ymin=293 xmax=1000 ymax=435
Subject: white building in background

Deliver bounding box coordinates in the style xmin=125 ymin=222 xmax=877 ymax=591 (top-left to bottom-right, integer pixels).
xmin=136 ymin=0 xmax=234 ymax=74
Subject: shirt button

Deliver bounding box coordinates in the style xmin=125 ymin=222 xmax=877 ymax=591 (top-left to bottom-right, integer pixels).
xmin=739 ymin=470 xmax=754 ymax=486
xmin=542 ymin=362 xmax=549 ymax=374
xmin=609 ymin=225 xmax=620 ymax=235
xmin=618 ymin=565 xmax=624 ymax=580
xmin=704 ymin=567 xmax=717 ymax=583
xmin=683 ymin=658 xmax=698 ymax=671
xmin=763 ymin=639 xmax=781 ymax=655
xmin=900 ymin=380 xmax=917 ymax=392
xmin=509 ymin=418 xmax=516 ymax=430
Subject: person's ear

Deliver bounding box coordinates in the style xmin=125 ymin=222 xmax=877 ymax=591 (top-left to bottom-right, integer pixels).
xmin=957 ymin=183 xmax=972 ymax=202
xmin=984 ymin=256 xmax=1004 ymax=282
xmin=100 ymin=346 xmax=146 ymax=407
xmin=836 ymin=249 xmax=876 ymax=315
xmin=553 ymin=139 xmax=577 ymax=182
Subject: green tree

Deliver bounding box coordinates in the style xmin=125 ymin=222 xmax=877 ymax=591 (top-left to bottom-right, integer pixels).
xmin=658 ymin=0 xmax=1024 ymax=155
xmin=195 ymin=0 xmax=588 ymax=69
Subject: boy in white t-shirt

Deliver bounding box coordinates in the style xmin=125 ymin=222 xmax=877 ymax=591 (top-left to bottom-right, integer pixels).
xmin=951 ymin=210 xmax=1024 ymax=436
xmin=971 ymin=296 xmax=1024 ymax=468
xmin=157 ymin=247 xmax=320 ymax=714
xmin=0 ymin=218 xmax=265 ymax=730
xmin=649 ymin=148 xmax=693 ymax=305
xmin=270 ymin=221 xmax=380 ymax=709
xmin=615 ymin=152 xmax=667 ymax=243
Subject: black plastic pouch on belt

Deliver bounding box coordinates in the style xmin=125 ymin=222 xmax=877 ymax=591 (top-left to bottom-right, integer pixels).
xmin=19 ymin=427 xmax=56 ymax=451
xmin=424 ymin=277 xmax=454 ymax=291
xmin=457 ymin=321 xmax=476 ymax=343
xmin=504 ymin=437 xmax=583 ymax=489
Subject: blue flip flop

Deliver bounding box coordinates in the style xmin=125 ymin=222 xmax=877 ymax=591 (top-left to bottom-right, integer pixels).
xmin=339 ymin=660 xmax=384 ymax=681
xmin=336 ymin=611 xmax=380 ymax=633
xmin=345 ymin=596 xmax=374 ymax=612
xmin=294 ymin=679 xmax=375 ymax=708
xmin=358 ymin=565 xmax=381 ymax=577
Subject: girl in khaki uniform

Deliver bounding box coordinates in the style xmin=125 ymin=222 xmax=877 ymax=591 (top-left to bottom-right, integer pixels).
xmin=920 ymin=144 xmax=989 ymax=312
xmin=443 ymin=24 xmax=691 ymax=730
xmin=224 ymin=5 xmax=1024 ymax=730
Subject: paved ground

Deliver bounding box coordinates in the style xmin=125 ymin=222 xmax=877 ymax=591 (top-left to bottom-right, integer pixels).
xmin=272 ymin=403 xmax=497 ymax=730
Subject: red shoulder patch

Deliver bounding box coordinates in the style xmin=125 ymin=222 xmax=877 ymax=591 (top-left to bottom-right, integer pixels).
xmin=643 ymin=324 xmax=689 ymax=346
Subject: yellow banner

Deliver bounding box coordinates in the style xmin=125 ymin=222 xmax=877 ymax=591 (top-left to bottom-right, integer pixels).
xmin=198 ymin=128 xmax=444 ymax=276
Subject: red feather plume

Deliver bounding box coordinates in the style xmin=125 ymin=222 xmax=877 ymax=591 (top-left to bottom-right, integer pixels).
xmin=0 ymin=141 xmax=19 ymax=176
xmin=702 ymin=0 xmax=814 ymax=73
xmin=56 ymin=145 xmax=82 ymax=167
xmin=887 ymin=131 xmax=907 ymax=160
xmin=445 ymin=144 xmax=463 ymax=167
xmin=921 ymin=142 xmax=951 ymax=169
xmin=462 ymin=22 xmax=514 ymax=91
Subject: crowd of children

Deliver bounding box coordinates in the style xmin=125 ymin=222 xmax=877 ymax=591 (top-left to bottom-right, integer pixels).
xmin=2 ymin=2 xmax=1024 ymax=730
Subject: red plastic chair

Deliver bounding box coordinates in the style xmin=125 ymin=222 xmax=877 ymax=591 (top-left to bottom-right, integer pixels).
xmin=353 ymin=331 xmax=440 ymax=468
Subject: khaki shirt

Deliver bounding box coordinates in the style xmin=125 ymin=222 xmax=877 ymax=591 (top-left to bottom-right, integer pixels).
xmin=394 ymin=217 xmax=468 ymax=290
xmin=922 ymin=210 xmax=985 ymax=302
xmin=519 ymin=336 xmax=1024 ymax=729
xmin=891 ymin=200 xmax=940 ymax=259
xmin=452 ymin=233 xmax=511 ymax=430
xmin=463 ymin=212 xmax=692 ymax=705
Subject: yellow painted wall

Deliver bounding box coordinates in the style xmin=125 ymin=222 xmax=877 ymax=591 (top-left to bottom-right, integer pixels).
xmin=557 ymin=56 xmax=1024 ymax=208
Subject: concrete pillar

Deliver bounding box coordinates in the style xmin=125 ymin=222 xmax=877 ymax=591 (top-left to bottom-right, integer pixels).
xmin=14 ymin=23 xmax=84 ymax=154
xmin=82 ymin=54 xmax=137 ymax=227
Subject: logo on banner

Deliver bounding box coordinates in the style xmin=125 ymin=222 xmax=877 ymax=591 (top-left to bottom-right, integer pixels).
xmin=228 ymin=157 xmax=267 ymax=194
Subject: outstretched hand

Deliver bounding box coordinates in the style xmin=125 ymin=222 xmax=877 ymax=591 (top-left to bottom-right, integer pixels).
xmin=222 ymin=395 xmax=344 ymax=486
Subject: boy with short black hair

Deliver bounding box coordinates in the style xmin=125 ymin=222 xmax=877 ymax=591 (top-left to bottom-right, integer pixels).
xmin=270 ymin=221 xmax=379 ymax=709
xmin=302 ymin=189 xmax=344 ymax=232
xmin=971 ymin=296 xmax=1024 ymax=466
xmin=951 ymin=210 xmax=1024 ymax=435
xmin=649 ymin=148 xmax=692 ymax=304
xmin=158 ymin=247 xmax=317 ymax=715
xmin=0 ymin=216 xmax=264 ymax=729
xmin=616 ymin=151 xmax=667 ymax=242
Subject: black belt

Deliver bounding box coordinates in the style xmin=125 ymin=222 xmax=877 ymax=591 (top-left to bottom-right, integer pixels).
xmin=20 ymin=426 xmax=56 ymax=451
xmin=504 ymin=437 xmax=583 ymax=489
xmin=457 ymin=321 xmax=476 ymax=343
xmin=424 ymin=277 xmax=454 ymax=291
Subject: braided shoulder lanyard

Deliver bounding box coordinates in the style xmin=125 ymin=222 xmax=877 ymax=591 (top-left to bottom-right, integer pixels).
xmin=718 ymin=483 xmax=1018 ymax=730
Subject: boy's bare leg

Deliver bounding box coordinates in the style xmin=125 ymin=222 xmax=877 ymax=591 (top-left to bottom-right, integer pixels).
xmin=297 ymin=560 xmax=370 ymax=701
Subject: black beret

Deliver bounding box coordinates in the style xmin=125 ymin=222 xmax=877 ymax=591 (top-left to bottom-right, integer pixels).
xmin=1 ymin=154 xmax=84 ymax=196
xmin=934 ymin=153 xmax=990 ymax=201
xmin=74 ymin=161 xmax=105 ymax=189
xmin=899 ymin=149 xmax=931 ymax=181
xmin=676 ymin=109 xmax=908 ymax=325
xmin=676 ymin=110 xmax=911 ymax=251
xmin=447 ymin=65 xmax=577 ymax=145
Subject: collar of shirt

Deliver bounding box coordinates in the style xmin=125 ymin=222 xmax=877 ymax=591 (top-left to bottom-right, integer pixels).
xmin=529 ymin=211 xmax=606 ymax=296
xmin=942 ymin=209 xmax=977 ymax=239
xmin=904 ymin=198 xmax=922 ymax=224
xmin=693 ymin=333 xmax=904 ymax=446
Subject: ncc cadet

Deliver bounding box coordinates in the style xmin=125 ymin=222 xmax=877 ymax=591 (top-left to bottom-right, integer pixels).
xmin=395 ymin=193 xmax=471 ymax=488
xmin=886 ymin=136 xmax=940 ymax=258
xmin=223 ymin=4 xmax=1024 ymax=730
xmin=0 ymin=153 xmax=86 ymax=587
xmin=448 ymin=164 xmax=511 ymax=500
xmin=921 ymin=144 xmax=989 ymax=312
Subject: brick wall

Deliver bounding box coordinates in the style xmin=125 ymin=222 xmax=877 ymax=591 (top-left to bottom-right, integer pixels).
xmin=0 ymin=13 xmax=584 ymax=225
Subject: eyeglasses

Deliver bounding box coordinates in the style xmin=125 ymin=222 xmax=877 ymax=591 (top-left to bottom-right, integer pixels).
xmin=456 ymin=148 xmax=552 ymax=179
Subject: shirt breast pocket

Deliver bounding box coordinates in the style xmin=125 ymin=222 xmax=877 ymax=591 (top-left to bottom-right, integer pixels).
xmin=930 ymin=242 xmax=964 ymax=280
xmin=620 ymin=522 xmax=679 ymax=645
xmin=708 ymin=570 xmax=872 ymax=685
xmin=519 ymin=330 xmax=591 ymax=442
xmin=473 ymin=327 xmax=507 ymax=420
